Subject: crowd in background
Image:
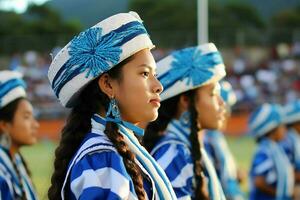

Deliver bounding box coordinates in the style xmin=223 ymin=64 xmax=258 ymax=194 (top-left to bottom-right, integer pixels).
xmin=1 ymin=42 xmax=300 ymax=119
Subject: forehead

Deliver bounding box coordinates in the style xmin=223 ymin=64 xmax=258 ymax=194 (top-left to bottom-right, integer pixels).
xmin=16 ymin=99 xmax=33 ymax=113
xmin=126 ymin=49 xmax=156 ymax=69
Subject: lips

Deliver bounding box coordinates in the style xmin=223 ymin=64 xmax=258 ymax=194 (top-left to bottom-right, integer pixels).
xmin=150 ymin=98 xmax=161 ymax=107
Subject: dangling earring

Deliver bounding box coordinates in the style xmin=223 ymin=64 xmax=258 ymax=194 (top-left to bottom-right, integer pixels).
xmin=179 ymin=111 xmax=191 ymax=127
xmin=0 ymin=133 xmax=11 ymax=150
xmin=106 ymin=97 xmax=121 ymax=120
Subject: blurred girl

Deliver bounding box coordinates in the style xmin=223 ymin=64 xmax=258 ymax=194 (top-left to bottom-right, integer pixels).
xmin=281 ymin=100 xmax=300 ymax=198
xmin=248 ymin=103 xmax=294 ymax=200
xmin=0 ymin=70 xmax=39 ymax=200
xmin=204 ymin=81 xmax=245 ymax=200
xmin=144 ymin=43 xmax=227 ymax=200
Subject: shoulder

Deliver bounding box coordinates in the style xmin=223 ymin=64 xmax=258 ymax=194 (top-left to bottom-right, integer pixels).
xmin=69 ymin=150 xmax=134 ymax=199
xmin=251 ymin=147 xmax=273 ymax=176
xmin=152 ymin=141 xmax=191 ymax=163
xmin=0 ymin=175 xmax=13 ymax=200
xmin=71 ymin=149 xmax=129 ymax=181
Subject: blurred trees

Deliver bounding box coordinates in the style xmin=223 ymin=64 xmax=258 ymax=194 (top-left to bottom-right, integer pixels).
xmin=130 ymin=0 xmax=299 ymax=47
xmin=1 ymin=1 xmax=299 ymax=53
xmin=0 ymin=4 xmax=81 ymax=54
xmin=270 ymin=6 xmax=300 ymax=43
xmin=130 ymin=0 xmax=265 ymax=47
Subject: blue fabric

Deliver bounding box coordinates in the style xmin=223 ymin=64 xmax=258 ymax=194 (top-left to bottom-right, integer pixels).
xmin=204 ymin=130 xmax=245 ymax=199
xmin=0 ymin=78 xmax=26 ymax=106
xmin=0 ymin=146 xmax=38 ymax=200
xmin=249 ymin=138 xmax=294 ymax=200
xmin=116 ymin=124 xmax=176 ymax=199
xmin=284 ymin=100 xmax=300 ymax=124
xmin=52 ymin=21 xmax=148 ymax=97
xmin=65 ymin=134 xmax=153 ymax=200
xmin=151 ymin=139 xmax=195 ymax=199
xmin=67 ymin=149 xmax=150 ymax=199
xmin=280 ymin=128 xmax=300 ymax=171
xmin=158 ymin=47 xmax=223 ymax=91
xmin=63 ymin=115 xmax=176 ymax=200
xmin=150 ymin=115 xmax=226 ymax=200
xmin=248 ymin=104 xmax=283 ymax=138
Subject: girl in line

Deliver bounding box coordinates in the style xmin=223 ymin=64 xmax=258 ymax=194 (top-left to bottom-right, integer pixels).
xmin=47 ymin=12 xmax=177 ymax=200
xmin=281 ymin=100 xmax=300 ymax=198
xmin=0 ymin=70 xmax=39 ymax=200
xmin=144 ymin=43 xmax=227 ymax=200
xmin=248 ymin=103 xmax=294 ymax=200
xmin=204 ymin=80 xmax=245 ymax=200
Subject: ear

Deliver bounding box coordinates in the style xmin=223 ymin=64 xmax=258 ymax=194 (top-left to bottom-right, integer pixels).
xmin=0 ymin=120 xmax=11 ymax=134
xmin=177 ymin=94 xmax=189 ymax=115
xmin=98 ymin=73 xmax=115 ymax=98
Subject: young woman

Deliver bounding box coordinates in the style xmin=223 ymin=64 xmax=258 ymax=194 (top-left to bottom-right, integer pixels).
xmin=144 ymin=43 xmax=227 ymax=200
xmin=248 ymin=103 xmax=294 ymax=200
xmin=47 ymin=12 xmax=177 ymax=200
xmin=0 ymin=70 xmax=39 ymax=200
xmin=204 ymin=80 xmax=245 ymax=200
xmin=281 ymin=100 xmax=300 ymax=198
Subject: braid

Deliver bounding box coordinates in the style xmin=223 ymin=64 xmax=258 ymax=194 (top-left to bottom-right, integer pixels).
xmin=48 ymin=56 xmax=146 ymax=199
xmin=48 ymin=78 xmax=104 ymax=200
xmin=188 ymin=92 xmax=209 ymax=200
xmin=105 ymin=122 xmax=146 ymax=199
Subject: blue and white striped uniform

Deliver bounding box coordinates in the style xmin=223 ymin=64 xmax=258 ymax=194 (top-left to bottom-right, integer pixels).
xmin=249 ymin=138 xmax=294 ymax=200
xmin=204 ymin=130 xmax=244 ymax=200
xmin=151 ymin=118 xmax=225 ymax=200
xmin=0 ymin=146 xmax=38 ymax=200
xmin=62 ymin=115 xmax=156 ymax=200
xmin=280 ymin=128 xmax=300 ymax=171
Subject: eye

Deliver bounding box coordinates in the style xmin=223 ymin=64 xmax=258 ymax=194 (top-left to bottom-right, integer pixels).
xmin=142 ymin=71 xmax=150 ymax=78
xmin=24 ymin=115 xmax=30 ymax=119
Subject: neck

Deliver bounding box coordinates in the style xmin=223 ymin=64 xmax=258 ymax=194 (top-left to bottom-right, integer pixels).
xmin=9 ymin=143 xmax=19 ymax=157
xmin=197 ymin=129 xmax=205 ymax=143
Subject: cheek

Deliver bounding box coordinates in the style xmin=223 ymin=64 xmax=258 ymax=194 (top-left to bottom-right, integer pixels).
xmin=117 ymin=78 xmax=153 ymax=122
xmin=10 ymin=120 xmax=33 ymax=141
xmin=196 ymin=98 xmax=221 ymax=129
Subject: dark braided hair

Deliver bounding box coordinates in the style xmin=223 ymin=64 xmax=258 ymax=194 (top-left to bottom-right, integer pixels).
xmin=144 ymin=90 xmax=209 ymax=199
xmin=0 ymin=97 xmax=34 ymax=199
xmin=48 ymin=57 xmax=146 ymax=200
xmin=188 ymin=92 xmax=209 ymax=200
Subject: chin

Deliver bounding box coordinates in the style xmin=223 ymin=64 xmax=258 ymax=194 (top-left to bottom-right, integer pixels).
xmin=144 ymin=112 xmax=158 ymax=122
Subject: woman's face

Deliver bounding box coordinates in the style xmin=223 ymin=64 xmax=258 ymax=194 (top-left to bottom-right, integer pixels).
xmin=6 ymin=99 xmax=39 ymax=147
xmin=113 ymin=49 xmax=163 ymax=124
xmin=194 ymin=82 xmax=226 ymax=130
xmin=272 ymin=124 xmax=286 ymax=141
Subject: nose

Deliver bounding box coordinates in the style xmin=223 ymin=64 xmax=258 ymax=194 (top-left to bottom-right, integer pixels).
xmin=218 ymin=95 xmax=225 ymax=107
xmin=217 ymin=95 xmax=226 ymax=113
xmin=33 ymin=118 xmax=40 ymax=129
xmin=153 ymin=77 xmax=163 ymax=94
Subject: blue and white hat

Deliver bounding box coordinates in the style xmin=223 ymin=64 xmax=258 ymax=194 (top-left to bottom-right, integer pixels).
xmin=284 ymin=100 xmax=300 ymax=125
xmin=157 ymin=43 xmax=226 ymax=101
xmin=248 ymin=103 xmax=283 ymax=138
xmin=48 ymin=12 xmax=154 ymax=107
xmin=220 ymin=80 xmax=237 ymax=107
xmin=0 ymin=70 xmax=26 ymax=109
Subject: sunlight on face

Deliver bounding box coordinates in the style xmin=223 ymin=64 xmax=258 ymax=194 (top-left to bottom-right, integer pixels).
xmin=195 ymin=82 xmax=226 ymax=130
xmin=113 ymin=49 xmax=163 ymax=124
xmin=8 ymin=99 xmax=39 ymax=147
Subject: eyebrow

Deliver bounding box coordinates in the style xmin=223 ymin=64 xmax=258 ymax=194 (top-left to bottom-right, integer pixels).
xmin=138 ymin=64 xmax=157 ymax=72
xmin=23 ymin=110 xmax=33 ymax=115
